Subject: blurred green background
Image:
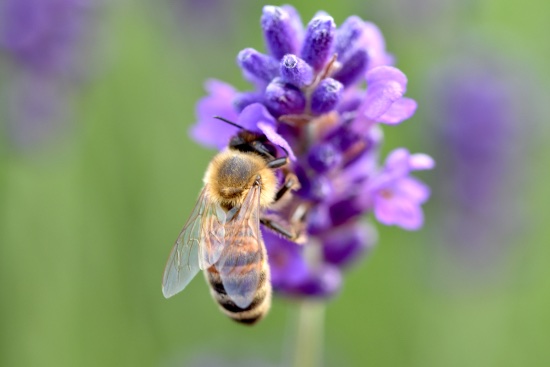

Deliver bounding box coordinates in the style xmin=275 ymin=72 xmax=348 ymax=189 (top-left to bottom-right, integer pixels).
xmin=1 ymin=1 xmax=549 ymax=366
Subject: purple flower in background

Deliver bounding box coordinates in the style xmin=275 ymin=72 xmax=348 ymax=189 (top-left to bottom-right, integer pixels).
xmin=190 ymin=5 xmax=433 ymax=298
xmin=0 ymin=0 xmax=99 ymax=151
xmin=430 ymin=57 xmax=523 ymax=271
xmin=0 ymin=0 xmax=96 ymax=76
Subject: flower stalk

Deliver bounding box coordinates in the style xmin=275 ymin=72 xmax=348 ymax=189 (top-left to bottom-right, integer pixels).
xmin=291 ymin=301 xmax=326 ymax=367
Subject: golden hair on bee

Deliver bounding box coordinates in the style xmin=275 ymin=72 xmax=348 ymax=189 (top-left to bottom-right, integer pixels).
xmin=204 ymin=149 xmax=279 ymax=210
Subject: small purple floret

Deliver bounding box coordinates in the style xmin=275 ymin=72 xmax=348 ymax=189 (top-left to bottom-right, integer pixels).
xmin=368 ymin=148 xmax=434 ymax=230
xmin=333 ymin=16 xmax=365 ymax=61
xmin=333 ymin=49 xmax=369 ymax=87
xmin=280 ymin=54 xmax=313 ymax=88
xmin=237 ymin=48 xmax=279 ymax=83
xmin=311 ymin=78 xmax=343 ymax=115
xmin=261 ymin=5 xmax=299 ymax=60
xmin=307 ymin=143 xmax=342 ymax=174
xmin=300 ymin=14 xmax=336 ymax=71
xmin=264 ymin=78 xmax=306 ymax=116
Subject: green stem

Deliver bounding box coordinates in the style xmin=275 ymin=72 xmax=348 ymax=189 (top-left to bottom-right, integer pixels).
xmin=289 ymin=300 xmax=326 ymax=367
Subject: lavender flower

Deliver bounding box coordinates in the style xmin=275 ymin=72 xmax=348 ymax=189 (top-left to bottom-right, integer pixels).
xmin=0 ymin=0 xmax=96 ymax=76
xmin=0 ymin=0 xmax=98 ymax=151
xmin=189 ymin=6 xmax=433 ymax=298
xmin=429 ymin=58 xmax=523 ymax=271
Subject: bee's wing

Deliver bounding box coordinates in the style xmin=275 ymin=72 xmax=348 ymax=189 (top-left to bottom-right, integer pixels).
xmin=216 ymin=184 xmax=264 ymax=309
xmin=162 ymin=187 xmax=226 ymax=298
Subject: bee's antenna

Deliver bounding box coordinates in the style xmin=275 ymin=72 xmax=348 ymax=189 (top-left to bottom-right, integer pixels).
xmin=214 ymin=116 xmax=245 ymax=130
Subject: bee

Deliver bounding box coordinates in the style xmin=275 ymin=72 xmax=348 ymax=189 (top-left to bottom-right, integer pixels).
xmin=162 ymin=120 xmax=301 ymax=324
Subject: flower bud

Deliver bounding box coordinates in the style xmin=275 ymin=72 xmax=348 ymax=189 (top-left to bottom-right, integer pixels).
xmin=333 ymin=16 xmax=365 ymax=61
xmin=237 ymin=48 xmax=279 ymax=83
xmin=264 ymin=78 xmax=306 ymax=116
xmin=311 ymin=78 xmax=343 ymax=115
xmin=300 ymin=14 xmax=336 ymax=71
xmin=333 ymin=49 xmax=369 ymax=87
xmin=280 ymin=54 xmax=313 ymax=88
xmin=261 ymin=6 xmax=300 ymax=60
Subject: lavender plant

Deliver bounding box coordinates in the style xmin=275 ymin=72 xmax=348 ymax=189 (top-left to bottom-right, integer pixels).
xmin=190 ymin=5 xmax=433 ymax=301
xmin=0 ymin=0 xmax=98 ymax=150
xmin=429 ymin=56 xmax=524 ymax=277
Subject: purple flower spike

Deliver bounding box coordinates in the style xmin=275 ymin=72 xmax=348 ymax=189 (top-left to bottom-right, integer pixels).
xmin=237 ymin=48 xmax=279 ymax=83
xmin=311 ymin=78 xmax=343 ymax=115
xmin=0 ymin=0 xmax=96 ymax=76
xmin=187 ymin=7 xmax=433 ymax=303
xmin=264 ymin=78 xmax=306 ymax=116
xmin=261 ymin=6 xmax=300 ymax=60
xmin=333 ymin=49 xmax=369 ymax=87
xmin=280 ymin=54 xmax=313 ymax=88
xmin=300 ymin=14 xmax=336 ymax=71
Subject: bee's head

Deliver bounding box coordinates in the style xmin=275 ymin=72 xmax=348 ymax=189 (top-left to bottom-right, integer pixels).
xmin=205 ymin=151 xmax=275 ymax=209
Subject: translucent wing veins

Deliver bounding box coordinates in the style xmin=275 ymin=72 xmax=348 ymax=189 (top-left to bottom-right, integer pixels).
xmin=162 ymin=187 xmax=226 ymax=298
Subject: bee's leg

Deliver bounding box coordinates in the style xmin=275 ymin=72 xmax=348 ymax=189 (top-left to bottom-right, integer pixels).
xmin=266 ymin=156 xmax=288 ymax=169
xmin=260 ymin=215 xmax=307 ymax=244
xmin=274 ymin=176 xmax=295 ymax=202
xmin=260 ymin=217 xmax=294 ymax=239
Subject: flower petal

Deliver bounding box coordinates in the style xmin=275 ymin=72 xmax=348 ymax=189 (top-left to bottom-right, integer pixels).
xmin=374 ymin=192 xmax=424 ymax=230
xmin=395 ymin=177 xmax=431 ymax=203
xmin=366 ymin=66 xmax=407 ymax=89
xmin=409 ymin=153 xmax=435 ymax=170
xmin=257 ymin=122 xmax=297 ymax=161
xmin=384 ymin=148 xmax=411 ymax=177
xmin=362 ymin=66 xmax=408 ymax=120
xmin=360 ymin=22 xmax=394 ymax=68
xmin=377 ymin=97 xmax=417 ymax=125
xmin=190 ymin=79 xmax=239 ymax=149
xmin=237 ymin=103 xmax=276 ymax=130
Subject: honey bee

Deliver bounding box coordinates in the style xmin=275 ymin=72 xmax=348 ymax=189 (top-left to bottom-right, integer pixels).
xmin=162 ymin=122 xmax=301 ymax=324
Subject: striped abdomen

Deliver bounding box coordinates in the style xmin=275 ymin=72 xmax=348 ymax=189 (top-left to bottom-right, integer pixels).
xmin=204 ymin=258 xmax=271 ymax=325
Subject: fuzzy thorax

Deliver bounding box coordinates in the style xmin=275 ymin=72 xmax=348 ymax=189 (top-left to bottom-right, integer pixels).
xmin=203 ymin=150 xmax=278 ymax=209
